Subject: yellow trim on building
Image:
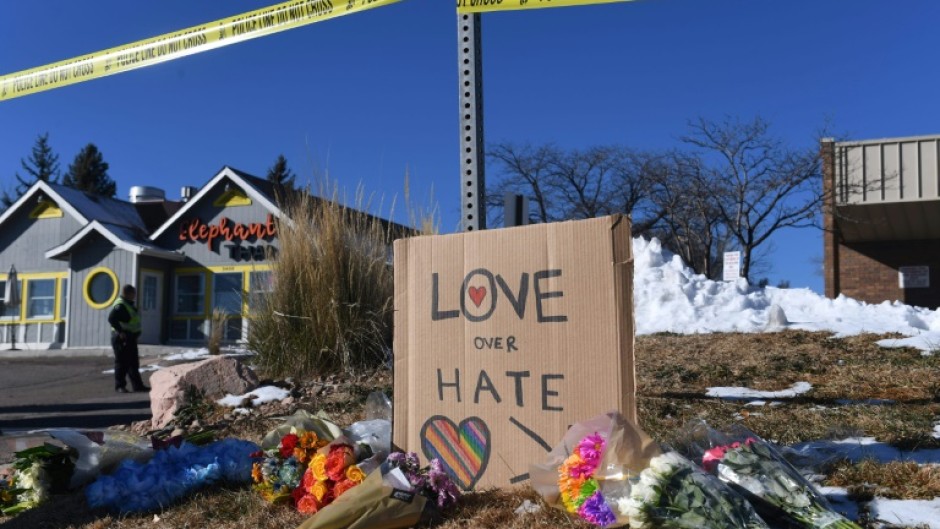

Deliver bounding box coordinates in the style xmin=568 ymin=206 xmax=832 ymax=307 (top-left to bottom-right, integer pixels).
xmin=0 ymin=271 xmax=68 ymax=324
xmin=83 ymin=267 xmax=119 ymax=310
xmin=29 ymin=201 xmax=64 ymax=219
xmin=212 ymin=188 xmax=252 ymax=207
xmin=170 ymin=264 xmax=272 ymax=321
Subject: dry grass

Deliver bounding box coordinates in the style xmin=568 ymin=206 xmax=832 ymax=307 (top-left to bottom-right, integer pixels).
xmin=827 ymin=460 xmax=940 ymax=501
xmin=247 ymin=186 xmax=398 ymax=377
xmin=5 ymin=331 xmax=938 ymax=528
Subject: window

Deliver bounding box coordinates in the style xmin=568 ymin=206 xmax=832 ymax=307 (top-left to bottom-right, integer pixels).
xmin=212 ymin=273 xmax=243 ymax=314
xmin=26 ymin=279 xmax=55 ymax=319
xmin=59 ymin=279 xmax=68 ymax=319
xmin=0 ymin=279 xmax=22 ymax=319
xmin=86 ymin=270 xmax=117 ymax=307
xmin=175 ymin=273 xmax=204 ymax=314
xmin=142 ymin=276 xmax=158 ymax=311
xmin=248 ymin=271 xmax=273 ymax=311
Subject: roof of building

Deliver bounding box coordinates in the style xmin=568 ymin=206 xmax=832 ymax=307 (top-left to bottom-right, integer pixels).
xmin=45 ymin=220 xmax=185 ymax=261
xmin=149 ymin=166 xmax=286 ymax=241
xmin=47 ymin=183 xmax=148 ymax=232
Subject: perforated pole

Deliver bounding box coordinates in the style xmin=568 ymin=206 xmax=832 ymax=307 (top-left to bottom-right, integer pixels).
xmin=458 ymin=13 xmax=486 ymax=231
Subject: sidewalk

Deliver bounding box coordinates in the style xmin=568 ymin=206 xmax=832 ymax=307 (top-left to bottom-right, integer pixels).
xmin=0 ymin=345 xmax=199 ymax=359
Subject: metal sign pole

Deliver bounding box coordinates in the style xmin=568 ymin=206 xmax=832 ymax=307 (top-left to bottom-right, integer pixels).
xmin=458 ymin=13 xmax=486 ymax=231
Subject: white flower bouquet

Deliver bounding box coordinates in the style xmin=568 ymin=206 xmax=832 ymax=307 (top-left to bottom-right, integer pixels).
xmin=619 ymin=452 xmax=770 ymax=529
xmin=530 ymin=412 xmax=771 ymax=528
xmin=678 ymin=422 xmax=861 ymax=529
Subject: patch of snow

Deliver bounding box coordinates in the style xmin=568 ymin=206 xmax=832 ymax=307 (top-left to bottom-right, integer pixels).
xmin=817 ymin=486 xmax=859 ymax=523
xmin=632 ymin=237 xmax=940 ymax=352
xmin=706 ymin=381 xmax=812 ymax=400
xmin=102 ymin=364 xmax=162 ymax=374
xmin=868 ymin=498 xmax=940 ymax=529
xmin=791 ymin=437 xmax=940 ymax=465
xmin=162 ymin=347 xmax=253 ymax=362
xmin=216 ymin=386 xmax=290 ymax=407
xmin=163 ymin=348 xmax=211 ymax=361
xmin=877 ymin=334 xmax=940 ymax=355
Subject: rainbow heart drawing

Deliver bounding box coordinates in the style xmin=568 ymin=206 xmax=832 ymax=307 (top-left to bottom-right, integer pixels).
xmin=419 ymin=415 xmax=491 ymax=490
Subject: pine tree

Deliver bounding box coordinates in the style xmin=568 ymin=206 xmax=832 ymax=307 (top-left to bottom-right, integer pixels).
xmin=266 ymin=154 xmax=296 ymax=190
xmin=2 ymin=133 xmax=61 ymax=207
xmin=62 ymin=143 xmax=117 ymax=197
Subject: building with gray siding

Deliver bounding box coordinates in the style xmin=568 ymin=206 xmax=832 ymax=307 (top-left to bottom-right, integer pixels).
xmin=0 ymin=166 xmax=304 ymax=350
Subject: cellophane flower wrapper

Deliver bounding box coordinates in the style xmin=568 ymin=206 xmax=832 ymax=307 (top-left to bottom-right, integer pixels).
xmin=296 ymin=453 xmax=460 ymax=529
xmin=85 ymin=439 xmax=258 ymax=513
xmin=1 ymin=443 xmax=75 ymax=515
xmin=618 ymin=451 xmax=770 ymax=529
xmin=676 ymin=421 xmax=862 ymax=529
xmin=253 ymin=422 xmax=375 ymax=514
xmin=530 ymin=412 xmax=663 ymax=527
xmin=45 ymin=429 xmax=153 ymax=488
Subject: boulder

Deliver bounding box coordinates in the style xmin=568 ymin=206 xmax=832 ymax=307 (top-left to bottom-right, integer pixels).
xmin=150 ymin=356 xmax=259 ymax=429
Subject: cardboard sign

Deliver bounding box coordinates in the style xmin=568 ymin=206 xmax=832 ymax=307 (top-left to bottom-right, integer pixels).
xmin=393 ymin=215 xmax=636 ymax=489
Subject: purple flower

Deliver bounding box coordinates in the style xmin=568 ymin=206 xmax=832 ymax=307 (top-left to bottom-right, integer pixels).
xmin=576 ymin=433 xmax=605 ymax=469
xmin=577 ymin=491 xmax=616 ymax=527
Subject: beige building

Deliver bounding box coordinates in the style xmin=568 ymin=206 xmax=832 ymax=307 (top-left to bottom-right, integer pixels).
xmin=822 ymin=134 xmax=940 ymax=309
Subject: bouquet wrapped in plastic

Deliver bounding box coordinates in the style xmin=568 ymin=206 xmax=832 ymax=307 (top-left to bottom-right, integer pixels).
xmin=296 ymin=451 xmax=460 ymax=529
xmin=677 ymin=421 xmax=861 ymax=529
xmin=1 ymin=443 xmax=74 ymax=515
xmin=85 ymin=439 xmax=258 ymax=513
xmin=531 ymin=412 xmax=771 ymax=528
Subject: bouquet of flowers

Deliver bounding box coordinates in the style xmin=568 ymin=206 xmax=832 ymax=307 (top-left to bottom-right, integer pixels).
xmin=618 ymin=452 xmax=770 ymax=529
xmin=385 ymin=452 xmax=460 ymax=510
xmin=532 ymin=413 xmax=771 ymax=529
xmin=85 ymin=439 xmax=258 ymax=513
xmin=679 ymin=422 xmax=862 ymax=529
xmin=251 ymin=428 xmax=370 ymax=514
xmin=296 ymin=451 xmax=461 ymax=529
xmin=1 ymin=443 xmax=74 ymax=515
xmin=557 ymin=432 xmax=618 ymax=526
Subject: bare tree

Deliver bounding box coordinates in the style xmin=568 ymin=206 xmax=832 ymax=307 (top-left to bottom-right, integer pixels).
xmin=647 ymin=151 xmax=732 ymax=279
xmin=546 ymin=146 xmax=619 ymax=219
xmin=486 ymin=143 xmax=561 ymax=224
xmin=681 ymin=117 xmax=822 ymax=281
xmin=486 ymin=142 xmax=661 ymax=234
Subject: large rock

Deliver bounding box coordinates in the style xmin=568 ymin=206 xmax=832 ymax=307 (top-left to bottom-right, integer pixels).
xmin=150 ymin=356 xmax=259 ymax=429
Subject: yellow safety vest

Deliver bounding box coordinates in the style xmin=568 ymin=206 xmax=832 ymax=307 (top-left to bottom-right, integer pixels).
xmin=111 ymin=298 xmax=141 ymax=334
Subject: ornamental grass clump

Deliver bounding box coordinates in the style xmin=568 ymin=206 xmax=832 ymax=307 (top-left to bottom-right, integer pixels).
xmin=248 ymin=183 xmax=411 ymax=377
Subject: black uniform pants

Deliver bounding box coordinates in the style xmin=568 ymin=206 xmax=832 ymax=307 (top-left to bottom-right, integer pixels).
xmin=112 ymin=333 xmax=145 ymax=390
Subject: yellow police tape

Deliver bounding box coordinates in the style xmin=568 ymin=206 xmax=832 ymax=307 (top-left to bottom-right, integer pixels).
xmin=457 ymin=0 xmax=633 ymax=13
xmin=0 ymin=0 xmax=400 ymax=102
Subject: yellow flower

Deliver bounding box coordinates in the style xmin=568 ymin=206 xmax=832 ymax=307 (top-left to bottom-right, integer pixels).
xmin=299 ymin=431 xmax=320 ymax=450
xmin=251 ymin=462 xmax=264 ymax=483
xmin=310 ymin=453 xmax=329 ymax=481
xmin=310 ymin=480 xmax=330 ymax=502
xmin=345 ymin=465 xmax=366 ymax=483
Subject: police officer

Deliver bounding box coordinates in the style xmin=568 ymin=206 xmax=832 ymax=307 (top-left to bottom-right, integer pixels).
xmin=108 ymin=284 xmax=149 ymax=393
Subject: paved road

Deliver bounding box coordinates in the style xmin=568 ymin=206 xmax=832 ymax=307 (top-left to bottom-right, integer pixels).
xmin=0 ymin=354 xmax=164 ymax=433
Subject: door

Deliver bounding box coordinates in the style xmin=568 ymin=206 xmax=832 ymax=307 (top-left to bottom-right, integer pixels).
xmin=139 ymin=270 xmax=163 ymax=344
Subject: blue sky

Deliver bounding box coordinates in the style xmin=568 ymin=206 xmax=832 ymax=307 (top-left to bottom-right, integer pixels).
xmin=2 ymin=0 xmax=939 ymax=293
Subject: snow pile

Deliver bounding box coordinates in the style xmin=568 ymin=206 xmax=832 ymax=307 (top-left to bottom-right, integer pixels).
xmin=216 ymin=386 xmax=290 ymax=408
xmin=633 ymin=237 xmax=940 ymax=351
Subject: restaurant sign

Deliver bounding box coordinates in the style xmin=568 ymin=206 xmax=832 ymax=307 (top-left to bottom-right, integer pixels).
xmin=179 ymin=214 xmax=277 ymax=260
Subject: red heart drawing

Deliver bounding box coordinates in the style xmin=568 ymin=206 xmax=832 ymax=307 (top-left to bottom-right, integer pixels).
xmin=468 ymin=286 xmax=487 ymax=308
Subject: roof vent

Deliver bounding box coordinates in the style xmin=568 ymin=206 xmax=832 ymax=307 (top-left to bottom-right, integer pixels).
xmin=129 ymin=186 xmax=166 ymax=204
xmin=180 ymin=186 xmax=198 ymax=202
